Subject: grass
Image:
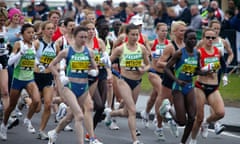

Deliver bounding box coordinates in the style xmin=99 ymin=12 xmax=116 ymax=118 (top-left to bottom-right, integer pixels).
xmin=141 ymin=73 xmax=240 ymax=103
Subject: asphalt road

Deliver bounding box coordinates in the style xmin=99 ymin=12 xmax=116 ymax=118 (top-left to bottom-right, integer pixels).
xmin=1 ymin=110 xmax=240 ymax=144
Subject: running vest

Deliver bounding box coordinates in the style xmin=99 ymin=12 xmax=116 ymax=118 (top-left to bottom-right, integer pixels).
xmin=92 ymin=37 xmax=106 ymax=68
xmin=199 ymin=46 xmax=221 ymax=72
xmin=175 ymin=48 xmax=198 ymax=81
xmin=151 ymin=39 xmax=168 ymax=59
xmin=212 ymin=38 xmax=224 ymax=56
xmin=13 ymin=40 xmax=36 ymax=81
xmin=66 ymin=46 xmax=91 ymax=78
xmin=120 ymin=43 xmax=143 ymax=71
xmin=36 ymin=39 xmax=56 ymax=67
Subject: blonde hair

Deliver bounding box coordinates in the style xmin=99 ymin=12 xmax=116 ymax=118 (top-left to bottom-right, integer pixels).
xmin=170 ymin=21 xmax=186 ymax=39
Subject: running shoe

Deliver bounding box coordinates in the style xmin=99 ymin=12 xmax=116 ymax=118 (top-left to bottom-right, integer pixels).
xmin=159 ymin=99 xmax=171 ymax=118
xmin=168 ymin=120 xmax=179 ymax=137
xmin=189 ymin=138 xmax=197 ymax=144
xmin=201 ymin=122 xmax=209 ymax=138
xmin=136 ymin=129 xmax=141 ymax=136
xmin=55 ymin=102 xmax=67 ymax=122
xmin=85 ymin=133 xmax=90 ymax=142
xmin=48 ymin=129 xmax=57 ymax=144
xmin=38 ymin=130 xmax=49 ymax=140
xmin=109 ymin=119 xmax=120 ymax=130
xmin=214 ymin=121 xmax=225 ymax=135
xmin=133 ymin=140 xmax=144 ymax=144
xmin=63 ymin=124 xmax=73 ymax=131
xmin=154 ymin=127 xmax=165 ymax=141
xmin=7 ymin=117 xmax=19 ymax=129
xmin=140 ymin=110 xmax=149 ymax=128
xmin=0 ymin=123 xmax=7 ymax=140
xmin=89 ymin=138 xmax=103 ymax=144
xmin=24 ymin=118 xmax=36 ymax=134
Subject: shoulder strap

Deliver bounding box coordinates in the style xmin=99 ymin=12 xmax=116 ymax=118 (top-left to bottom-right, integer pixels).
xmin=171 ymin=40 xmax=179 ymax=51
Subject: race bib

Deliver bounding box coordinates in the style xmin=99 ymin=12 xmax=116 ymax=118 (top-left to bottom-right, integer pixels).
xmin=125 ymin=60 xmax=142 ymax=68
xmin=20 ymin=59 xmax=35 ymax=68
xmin=71 ymin=61 xmax=89 ymax=70
xmin=40 ymin=56 xmax=54 ymax=64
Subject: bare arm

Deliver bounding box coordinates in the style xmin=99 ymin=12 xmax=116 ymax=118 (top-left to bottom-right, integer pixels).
xmin=157 ymin=44 xmax=174 ymax=68
xmin=222 ymin=38 xmax=234 ymax=65
xmin=48 ymin=48 xmax=68 ymax=77
xmin=164 ymin=50 xmax=182 ymax=83
xmin=110 ymin=45 xmax=123 ymax=62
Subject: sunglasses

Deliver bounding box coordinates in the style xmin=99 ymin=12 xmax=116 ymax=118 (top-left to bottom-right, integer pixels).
xmin=80 ymin=36 xmax=88 ymax=39
xmin=205 ymin=36 xmax=216 ymax=40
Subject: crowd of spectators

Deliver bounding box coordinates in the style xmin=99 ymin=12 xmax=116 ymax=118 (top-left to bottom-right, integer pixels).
xmin=3 ymin=0 xmax=240 ymax=32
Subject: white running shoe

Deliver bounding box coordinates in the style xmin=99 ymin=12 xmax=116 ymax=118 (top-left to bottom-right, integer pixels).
xmin=154 ymin=127 xmax=165 ymax=141
xmin=214 ymin=121 xmax=225 ymax=135
xmin=55 ymin=102 xmax=67 ymax=122
xmin=0 ymin=123 xmax=7 ymax=140
xmin=7 ymin=117 xmax=19 ymax=129
xmin=48 ymin=129 xmax=57 ymax=144
xmin=23 ymin=118 xmax=36 ymax=134
xmin=38 ymin=130 xmax=49 ymax=140
xmin=160 ymin=99 xmax=171 ymax=118
xmin=89 ymin=138 xmax=103 ymax=144
xmin=63 ymin=124 xmax=73 ymax=131
xmin=104 ymin=107 xmax=112 ymax=127
xmin=133 ymin=140 xmax=144 ymax=144
xmin=201 ymin=122 xmax=209 ymax=138
xmin=189 ymin=138 xmax=197 ymax=144
xmin=140 ymin=110 xmax=149 ymax=128
xmin=109 ymin=119 xmax=120 ymax=130
xmin=168 ymin=120 xmax=179 ymax=137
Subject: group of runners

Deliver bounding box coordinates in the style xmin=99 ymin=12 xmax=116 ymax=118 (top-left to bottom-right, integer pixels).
xmin=0 ymin=4 xmax=234 ymax=144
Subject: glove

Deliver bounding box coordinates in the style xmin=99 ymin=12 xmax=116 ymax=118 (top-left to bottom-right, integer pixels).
xmin=60 ymin=74 xmax=69 ymax=85
xmin=88 ymin=69 xmax=98 ymax=77
xmin=222 ymin=75 xmax=228 ymax=86
xmin=20 ymin=46 xmax=28 ymax=55
xmin=201 ymin=63 xmax=214 ymax=72
xmin=38 ymin=64 xmax=45 ymax=72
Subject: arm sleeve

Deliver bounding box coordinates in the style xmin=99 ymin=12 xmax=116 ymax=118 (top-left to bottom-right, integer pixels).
xmin=8 ymin=52 xmax=22 ymax=66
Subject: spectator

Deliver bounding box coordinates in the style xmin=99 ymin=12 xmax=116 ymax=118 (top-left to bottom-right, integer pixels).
xmin=26 ymin=1 xmax=36 ymax=18
xmin=221 ymin=9 xmax=235 ymax=30
xmin=73 ymin=0 xmax=85 ymax=26
xmin=188 ymin=4 xmax=202 ymax=29
xmin=95 ymin=4 xmax=103 ymax=17
xmin=175 ymin=0 xmax=191 ymax=25
xmin=125 ymin=6 xmax=135 ymax=24
xmin=199 ymin=0 xmax=210 ymax=19
xmin=154 ymin=1 xmax=170 ymax=27
xmin=202 ymin=7 xmax=217 ymax=28
xmin=103 ymin=0 xmax=113 ymax=20
xmin=63 ymin=2 xmax=75 ymax=19
xmin=210 ymin=0 xmax=224 ymax=22
xmin=229 ymin=2 xmax=240 ymax=32
xmin=170 ymin=0 xmax=182 ymax=17
xmin=35 ymin=2 xmax=50 ymax=21
xmin=114 ymin=2 xmax=127 ymax=23
xmin=227 ymin=0 xmax=237 ymax=14
xmin=14 ymin=2 xmax=21 ymax=10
